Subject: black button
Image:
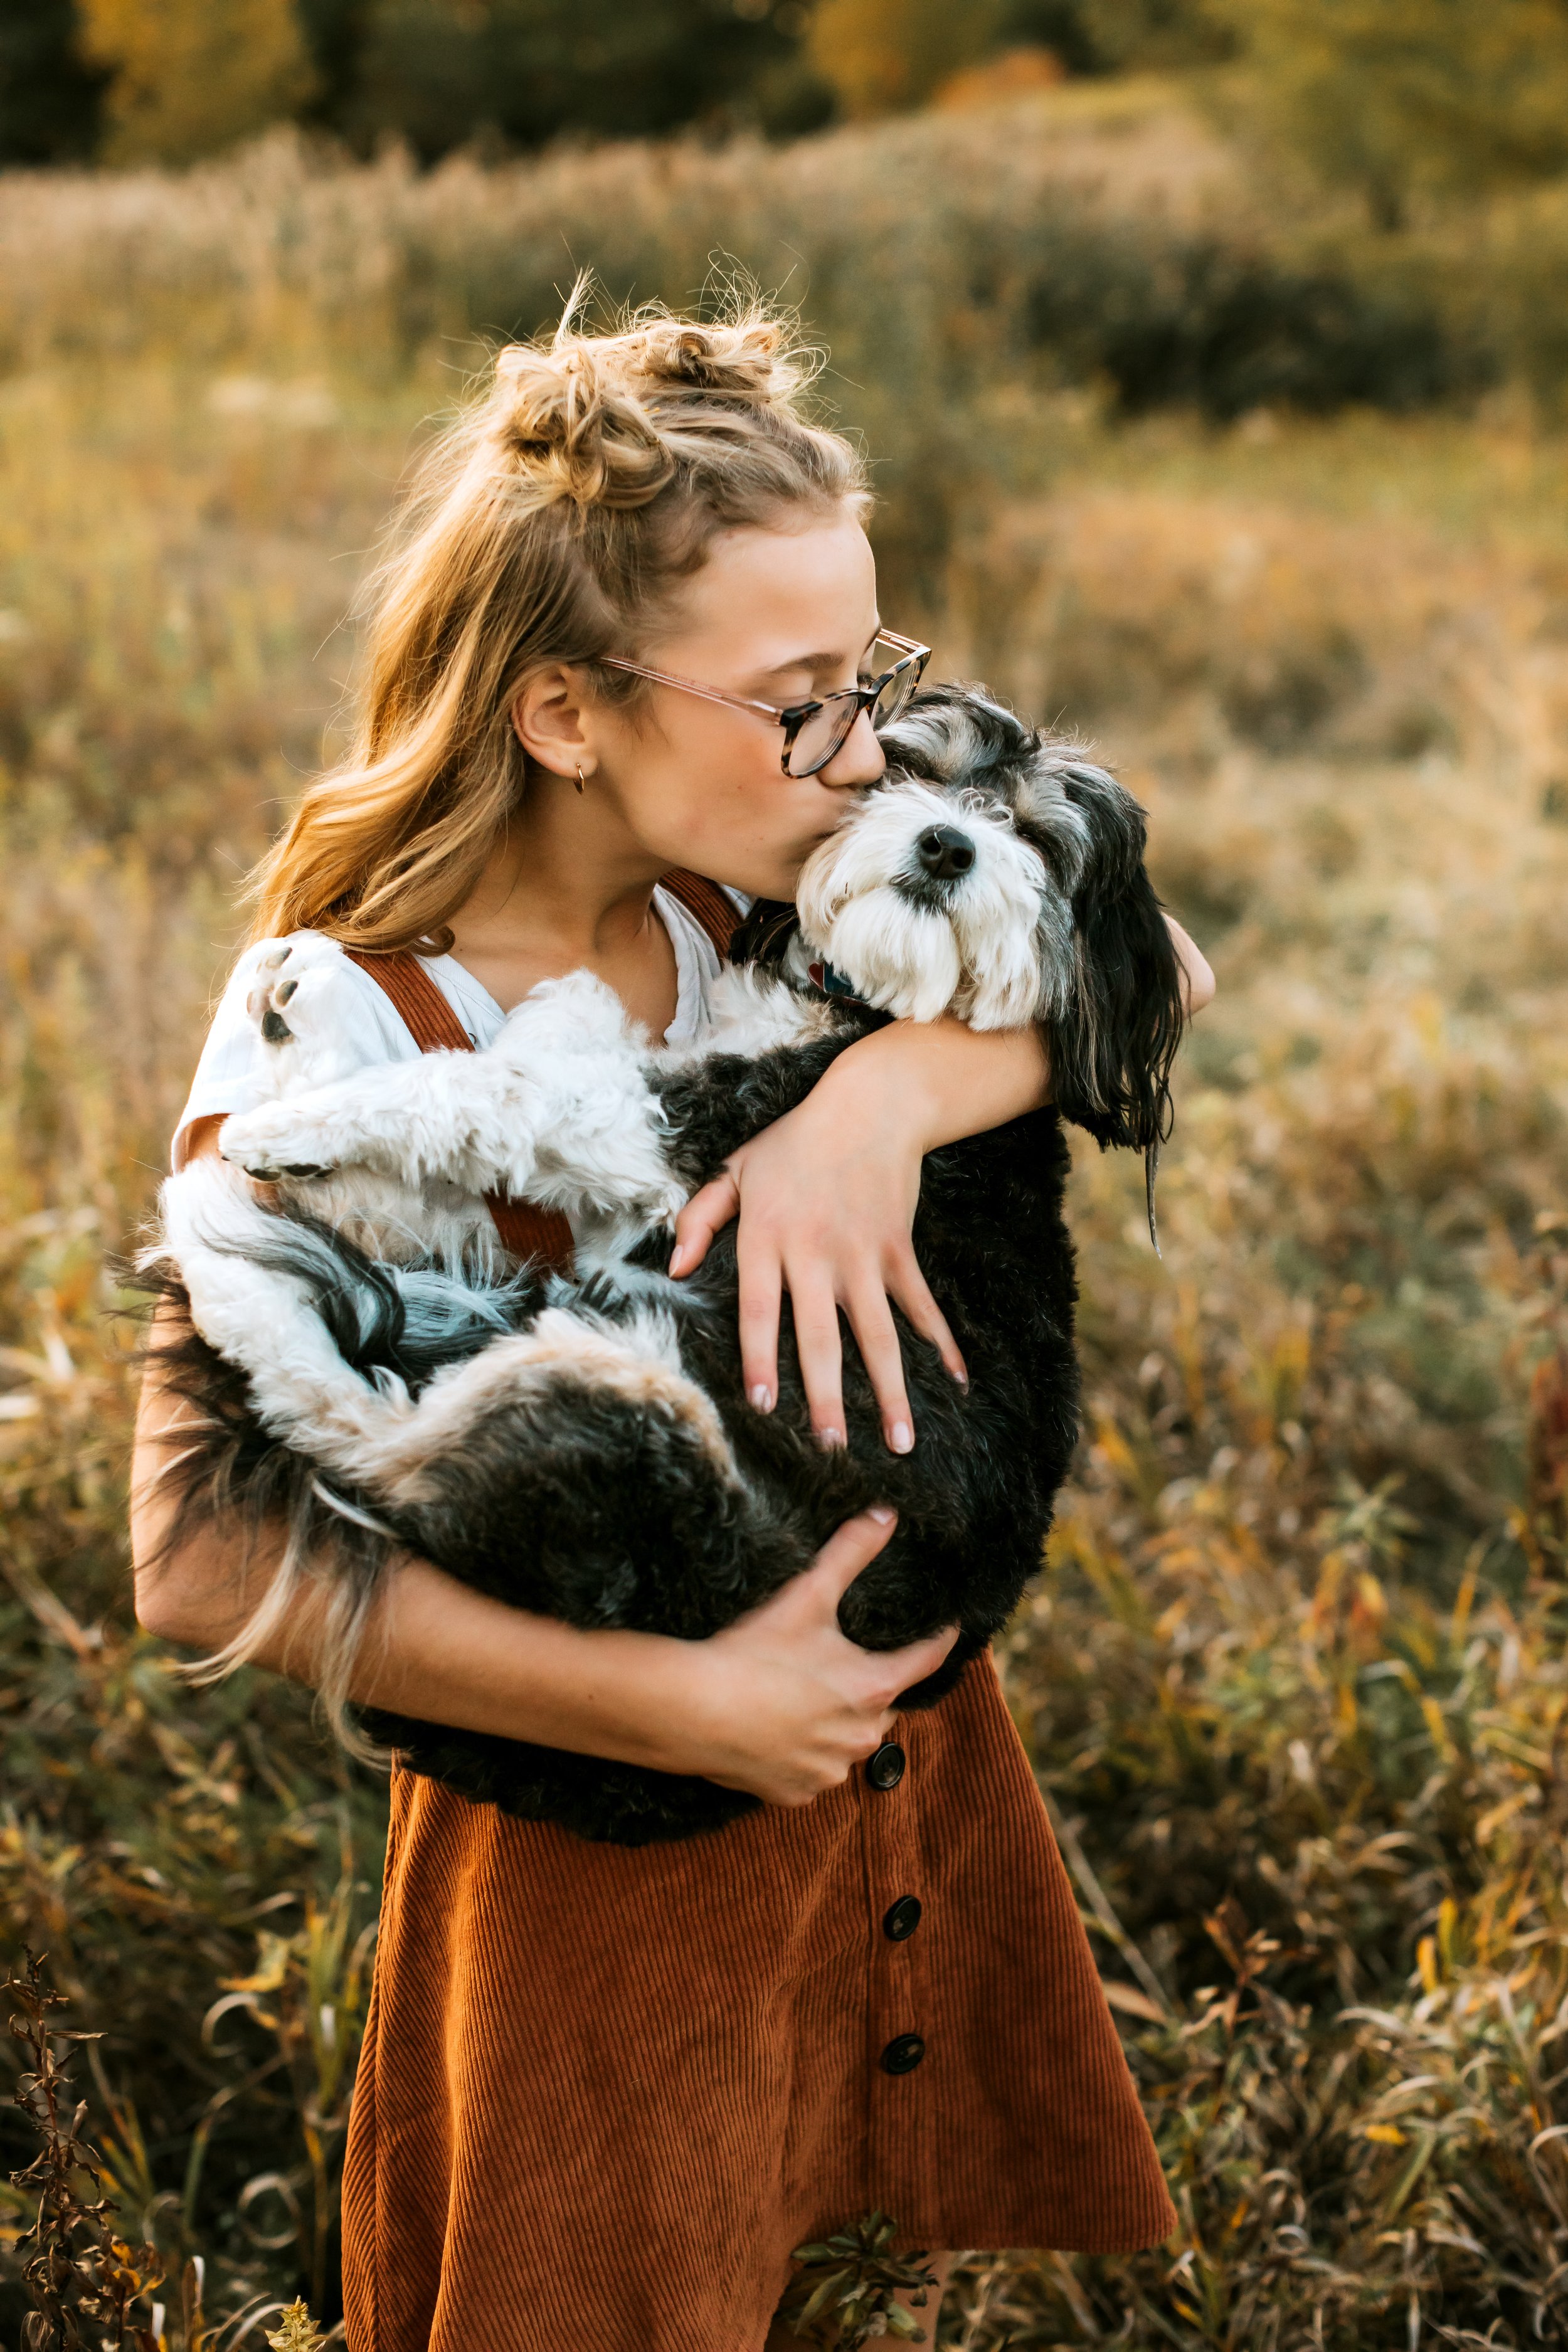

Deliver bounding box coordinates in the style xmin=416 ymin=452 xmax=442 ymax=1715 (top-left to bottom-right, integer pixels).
xmin=881 ymin=2033 xmax=925 ymax=2075
xmin=866 ymin=1740 xmax=906 ymax=1791
xmin=883 ymin=1895 xmax=922 ymax=1941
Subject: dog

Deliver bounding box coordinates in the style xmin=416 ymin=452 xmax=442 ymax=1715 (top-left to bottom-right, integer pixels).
xmin=147 ymin=687 xmax=1185 ymax=1845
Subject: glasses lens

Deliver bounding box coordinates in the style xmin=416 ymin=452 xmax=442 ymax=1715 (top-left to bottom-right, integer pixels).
xmin=786 ymin=696 xmax=857 ymax=778
xmin=871 ymin=659 xmax=919 ymax=733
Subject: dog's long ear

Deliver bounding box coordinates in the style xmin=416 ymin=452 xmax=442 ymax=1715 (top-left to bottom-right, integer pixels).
xmin=728 ymin=897 xmax=801 ymax=970
xmin=1042 ymin=761 xmax=1185 ymax=1156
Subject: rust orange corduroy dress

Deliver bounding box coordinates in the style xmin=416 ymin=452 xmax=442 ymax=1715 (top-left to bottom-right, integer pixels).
xmin=337 ymin=879 xmax=1175 ymax=2352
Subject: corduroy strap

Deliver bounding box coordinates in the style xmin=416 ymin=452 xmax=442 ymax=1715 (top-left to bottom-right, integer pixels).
xmin=342 ymin=869 xmax=737 ymax=1274
xmin=660 ymin=867 xmax=741 ymax=960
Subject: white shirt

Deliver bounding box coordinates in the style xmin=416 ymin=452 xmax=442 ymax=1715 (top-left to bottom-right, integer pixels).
xmin=172 ymin=882 xmax=748 ymax=1168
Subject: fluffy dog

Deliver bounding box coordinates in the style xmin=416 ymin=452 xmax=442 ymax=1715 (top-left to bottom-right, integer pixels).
xmin=148 ymin=688 xmax=1185 ymax=1845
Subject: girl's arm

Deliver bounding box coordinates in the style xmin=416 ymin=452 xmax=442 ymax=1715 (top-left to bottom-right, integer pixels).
xmin=131 ymin=1303 xmax=953 ymax=1804
xmin=671 ymin=915 xmax=1215 ymax=1450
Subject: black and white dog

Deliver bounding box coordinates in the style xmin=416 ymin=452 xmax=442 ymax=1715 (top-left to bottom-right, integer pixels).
xmin=149 ymin=689 xmax=1184 ymax=1845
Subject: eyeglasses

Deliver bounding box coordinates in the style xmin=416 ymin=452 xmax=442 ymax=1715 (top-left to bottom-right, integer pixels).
xmin=600 ymin=629 xmax=931 ymax=778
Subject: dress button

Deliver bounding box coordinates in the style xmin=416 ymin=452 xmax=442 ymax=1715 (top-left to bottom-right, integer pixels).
xmin=866 ymin=1740 xmax=906 ymax=1791
xmin=882 ymin=1894 xmax=923 ymax=1941
xmin=881 ymin=2033 xmax=926 ymax=2074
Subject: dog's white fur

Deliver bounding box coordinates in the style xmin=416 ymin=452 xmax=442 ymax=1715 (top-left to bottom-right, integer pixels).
xmin=795 ymin=779 xmax=1061 ymax=1029
xmin=161 ymin=764 xmax=1089 ymax=1458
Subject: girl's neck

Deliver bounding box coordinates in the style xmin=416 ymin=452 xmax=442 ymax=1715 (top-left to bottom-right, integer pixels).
xmin=444 ymin=771 xmax=679 ymax=1029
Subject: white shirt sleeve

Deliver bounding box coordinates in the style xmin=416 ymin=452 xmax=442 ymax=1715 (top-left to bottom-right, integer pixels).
xmin=171 ymin=931 xmax=425 ymax=1169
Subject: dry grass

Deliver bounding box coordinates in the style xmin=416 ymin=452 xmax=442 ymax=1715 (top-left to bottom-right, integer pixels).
xmin=4 ymin=103 xmax=1568 ymax=2346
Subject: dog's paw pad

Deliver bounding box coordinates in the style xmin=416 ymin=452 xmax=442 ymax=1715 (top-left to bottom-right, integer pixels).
xmin=247 ymin=945 xmax=305 ymax=1043
xmin=221 ymin=1140 xmax=339 ymax=1181
xmin=240 ymin=1160 xmax=334 ymax=1183
xmin=245 ymin=940 xmax=345 ymax=1049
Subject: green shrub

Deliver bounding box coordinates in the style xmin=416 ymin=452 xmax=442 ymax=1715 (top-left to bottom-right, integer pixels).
xmin=1025 ymin=234 xmax=1490 ymax=417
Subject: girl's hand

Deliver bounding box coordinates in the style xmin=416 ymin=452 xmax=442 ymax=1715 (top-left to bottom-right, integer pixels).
xmin=681 ymin=1508 xmax=957 ymax=1806
xmin=669 ymin=1018 xmax=1050 ymax=1449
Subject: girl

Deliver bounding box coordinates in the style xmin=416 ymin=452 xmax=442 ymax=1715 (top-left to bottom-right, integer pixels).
xmin=132 ymin=300 xmax=1212 ymax=2351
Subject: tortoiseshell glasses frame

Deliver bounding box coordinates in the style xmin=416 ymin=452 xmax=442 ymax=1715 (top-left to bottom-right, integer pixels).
xmin=599 ymin=630 xmax=931 ymax=778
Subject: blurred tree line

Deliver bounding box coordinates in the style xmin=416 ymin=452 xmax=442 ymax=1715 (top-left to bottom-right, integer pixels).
xmin=0 ymin=0 xmax=1227 ymax=168
xmin=3 ymin=0 xmax=1568 ymax=235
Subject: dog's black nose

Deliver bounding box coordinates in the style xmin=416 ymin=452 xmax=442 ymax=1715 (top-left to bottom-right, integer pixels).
xmin=915 ymin=824 xmax=976 ymax=881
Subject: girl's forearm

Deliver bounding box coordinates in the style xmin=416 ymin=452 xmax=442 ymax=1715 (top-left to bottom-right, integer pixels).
xmin=131 ymin=1358 xmax=926 ymax=1805
xmin=815 ymin=1016 xmax=1051 ymax=1155
xmin=139 ymin=1513 xmax=704 ymax=1769
xmin=331 ymin=1557 xmax=705 ymax=1767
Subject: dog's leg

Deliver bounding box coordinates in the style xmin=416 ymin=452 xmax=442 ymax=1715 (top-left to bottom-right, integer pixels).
xmin=219 ymin=971 xmax=686 ymax=1227
xmin=244 ymin=938 xmax=381 ymax=1097
xmin=219 ymin=1046 xmax=556 ymax=1190
xmin=157 ymin=1160 xmax=428 ymax=1485
xmin=492 ymin=973 xmax=686 ymax=1224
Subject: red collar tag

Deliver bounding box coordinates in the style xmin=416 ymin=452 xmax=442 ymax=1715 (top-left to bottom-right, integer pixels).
xmin=807 ymin=957 xmax=864 ymax=1005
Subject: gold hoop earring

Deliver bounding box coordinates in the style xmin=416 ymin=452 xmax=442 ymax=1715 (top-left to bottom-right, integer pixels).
xmin=575 ymin=765 xmax=586 ymax=795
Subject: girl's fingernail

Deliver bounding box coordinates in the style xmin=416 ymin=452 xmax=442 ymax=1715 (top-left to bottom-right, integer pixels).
xmin=668 ymin=1246 xmax=689 ymax=1275
xmin=869 ymin=1505 xmax=896 ymax=1525
xmin=950 ymin=1364 xmax=969 ymax=1390
xmin=750 ymin=1384 xmax=775 ymax=1412
xmin=889 ymin=1421 xmax=914 ymax=1454
xmin=815 ymin=1426 xmax=845 ymax=1450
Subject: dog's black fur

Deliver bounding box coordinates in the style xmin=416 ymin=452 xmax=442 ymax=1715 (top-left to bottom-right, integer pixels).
xmin=149 ymin=691 xmax=1183 ymax=1845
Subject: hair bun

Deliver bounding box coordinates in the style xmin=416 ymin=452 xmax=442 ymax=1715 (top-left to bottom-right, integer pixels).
xmin=638 ymin=315 xmax=795 ymax=403
xmin=489 ymin=296 xmax=810 ymax=515
xmin=492 ymin=341 xmax=674 ymax=512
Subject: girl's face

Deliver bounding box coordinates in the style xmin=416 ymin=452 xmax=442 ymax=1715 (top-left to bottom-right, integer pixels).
xmin=531 ymin=508 xmax=891 ymax=902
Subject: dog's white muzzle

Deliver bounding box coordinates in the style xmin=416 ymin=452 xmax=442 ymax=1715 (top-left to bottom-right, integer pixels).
xmin=794 ymin=779 xmax=1059 ymax=1029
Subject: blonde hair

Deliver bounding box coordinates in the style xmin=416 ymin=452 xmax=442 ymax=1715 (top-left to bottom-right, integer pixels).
xmin=248 ymin=290 xmax=869 ymax=953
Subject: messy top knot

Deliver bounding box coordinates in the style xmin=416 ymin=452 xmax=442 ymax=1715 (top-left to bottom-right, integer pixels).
xmin=491 ymin=312 xmax=808 ymax=515
xmin=487 ymin=308 xmax=813 ymax=514
xmin=490 ymin=337 xmax=675 ymax=513
xmin=251 ymin=285 xmax=867 ymax=953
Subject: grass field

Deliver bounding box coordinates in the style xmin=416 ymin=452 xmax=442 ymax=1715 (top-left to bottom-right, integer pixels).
xmin=5 ymin=82 xmax=1568 ymax=2349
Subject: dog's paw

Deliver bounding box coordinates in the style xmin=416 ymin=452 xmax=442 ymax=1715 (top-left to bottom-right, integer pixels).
xmin=219 ymin=1098 xmax=339 ymax=1182
xmin=245 ymin=938 xmax=346 ymax=1052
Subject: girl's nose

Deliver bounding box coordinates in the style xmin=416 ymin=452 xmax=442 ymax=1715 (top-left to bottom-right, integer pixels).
xmin=819 ymin=706 xmax=885 ymax=790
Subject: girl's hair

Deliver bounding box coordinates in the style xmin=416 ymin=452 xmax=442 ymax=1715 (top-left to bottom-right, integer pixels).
xmin=248 ymin=289 xmax=868 ymax=952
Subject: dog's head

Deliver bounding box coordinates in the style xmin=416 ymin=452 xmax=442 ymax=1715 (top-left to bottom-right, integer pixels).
xmin=788 ymin=684 xmax=1186 ymax=1151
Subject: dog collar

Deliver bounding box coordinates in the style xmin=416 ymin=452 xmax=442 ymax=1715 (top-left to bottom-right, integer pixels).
xmin=806 ymin=958 xmax=866 ymax=1006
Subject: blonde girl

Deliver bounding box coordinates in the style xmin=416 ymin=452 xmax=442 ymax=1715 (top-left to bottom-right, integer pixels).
xmin=132 ymin=298 xmax=1211 ymax=2350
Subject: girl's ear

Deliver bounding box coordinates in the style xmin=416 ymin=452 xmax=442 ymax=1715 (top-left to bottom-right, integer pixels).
xmin=1046 ymin=764 xmax=1185 ymax=1153
xmin=511 ymin=665 xmax=596 ymax=780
